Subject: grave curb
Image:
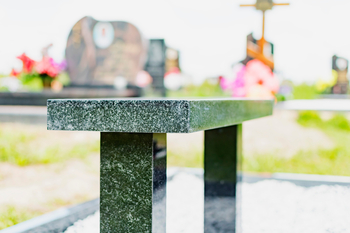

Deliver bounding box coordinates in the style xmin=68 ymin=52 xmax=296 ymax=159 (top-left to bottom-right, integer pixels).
xmin=2 ymin=169 xmax=349 ymax=232
xmin=168 ymin=167 xmax=350 ymax=187
xmin=0 ymin=199 xmax=99 ymax=233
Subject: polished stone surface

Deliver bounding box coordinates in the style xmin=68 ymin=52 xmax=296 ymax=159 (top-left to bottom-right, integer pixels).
xmin=100 ymin=132 xmax=166 ymax=233
xmin=47 ymin=98 xmax=273 ymax=233
xmin=204 ymin=124 xmax=242 ymax=233
xmin=47 ymin=98 xmax=273 ymax=133
xmin=152 ymin=133 xmax=167 ymax=233
xmin=66 ymin=17 xmax=147 ymax=86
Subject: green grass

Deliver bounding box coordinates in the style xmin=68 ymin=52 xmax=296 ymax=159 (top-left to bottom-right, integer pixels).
xmin=167 ymin=80 xmax=230 ymax=98
xmin=0 ymin=127 xmax=99 ymax=166
xmin=243 ymin=147 xmax=350 ymax=176
xmin=0 ymin=126 xmax=99 ymax=229
xmin=292 ymin=83 xmax=318 ymax=99
xmin=167 ymin=111 xmax=350 ymax=176
xmin=168 ymin=150 xmax=203 ymax=168
xmin=0 ymin=206 xmax=42 ymax=230
xmin=0 ymin=195 xmax=91 ymax=230
xmin=243 ymin=111 xmax=350 ymax=176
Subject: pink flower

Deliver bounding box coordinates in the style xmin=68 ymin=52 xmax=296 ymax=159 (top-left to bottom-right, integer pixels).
xmin=58 ymin=60 xmax=67 ymax=71
xmin=220 ymin=63 xmax=246 ymax=93
xmin=36 ymin=57 xmax=60 ymax=77
xmin=220 ymin=59 xmax=279 ymax=99
xmin=244 ymin=59 xmax=279 ymax=93
xmin=136 ymin=70 xmax=153 ymax=87
xmin=232 ymin=65 xmax=246 ymax=97
xmin=220 ymin=75 xmax=234 ymax=91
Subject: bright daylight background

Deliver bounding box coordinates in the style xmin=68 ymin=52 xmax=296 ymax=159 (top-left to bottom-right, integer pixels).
xmin=0 ymin=0 xmax=349 ymax=84
xmin=2 ymin=1 xmax=350 ymax=231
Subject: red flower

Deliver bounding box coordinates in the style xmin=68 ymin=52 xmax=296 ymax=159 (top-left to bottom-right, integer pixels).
xmin=17 ymin=53 xmax=36 ymax=73
xmin=35 ymin=57 xmax=60 ymax=77
xmin=10 ymin=68 xmax=21 ymax=77
xmin=165 ymin=67 xmax=180 ymax=77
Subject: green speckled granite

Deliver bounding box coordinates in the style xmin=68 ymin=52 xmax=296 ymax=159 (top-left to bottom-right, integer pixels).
xmin=100 ymin=132 xmax=166 ymax=233
xmin=100 ymin=132 xmax=164 ymax=233
xmin=46 ymin=98 xmax=272 ymax=232
xmin=47 ymin=98 xmax=273 ymax=133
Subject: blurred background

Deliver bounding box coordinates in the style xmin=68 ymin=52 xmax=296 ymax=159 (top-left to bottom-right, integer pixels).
xmin=1 ymin=0 xmax=350 ymax=231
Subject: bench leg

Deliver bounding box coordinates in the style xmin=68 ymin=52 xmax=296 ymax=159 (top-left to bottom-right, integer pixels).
xmin=100 ymin=132 xmax=167 ymax=233
xmin=204 ymin=124 xmax=242 ymax=233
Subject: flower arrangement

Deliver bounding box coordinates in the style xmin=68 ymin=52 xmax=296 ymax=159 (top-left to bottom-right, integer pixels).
xmin=220 ymin=59 xmax=279 ymax=99
xmin=10 ymin=53 xmax=67 ymax=91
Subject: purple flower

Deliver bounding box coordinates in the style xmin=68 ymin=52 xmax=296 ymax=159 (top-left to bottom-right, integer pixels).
xmin=57 ymin=60 xmax=67 ymax=71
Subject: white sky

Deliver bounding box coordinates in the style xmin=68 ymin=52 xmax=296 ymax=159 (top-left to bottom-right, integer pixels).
xmin=0 ymin=0 xmax=349 ymax=84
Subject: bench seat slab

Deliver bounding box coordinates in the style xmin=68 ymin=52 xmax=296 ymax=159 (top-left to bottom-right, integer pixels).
xmin=47 ymin=99 xmax=273 ymax=133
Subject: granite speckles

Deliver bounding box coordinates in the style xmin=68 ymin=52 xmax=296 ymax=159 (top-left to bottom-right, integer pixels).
xmin=100 ymin=132 xmax=166 ymax=233
xmin=48 ymin=99 xmax=190 ymax=133
xmin=47 ymin=99 xmax=273 ymax=133
xmin=47 ymin=98 xmax=273 ymax=232
xmin=100 ymin=132 xmax=153 ymax=232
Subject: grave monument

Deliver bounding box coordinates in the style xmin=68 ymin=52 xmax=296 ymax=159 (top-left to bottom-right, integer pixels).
xmin=0 ymin=17 xmax=149 ymax=105
xmin=0 ymin=16 xmax=178 ymax=105
xmin=144 ymin=39 xmax=166 ymax=96
xmin=66 ymin=16 xmax=179 ymax=97
xmin=331 ymin=55 xmax=349 ymax=94
xmin=144 ymin=40 xmax=180 ymax=96
xmin=66 ymin=16 xmax=147 ymax=87
xmin=240 ymin=0 xmax=289 ymax=70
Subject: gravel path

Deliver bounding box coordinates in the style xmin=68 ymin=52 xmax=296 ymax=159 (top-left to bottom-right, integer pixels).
xmin=64 ymin=172 xmax=350 ymax=233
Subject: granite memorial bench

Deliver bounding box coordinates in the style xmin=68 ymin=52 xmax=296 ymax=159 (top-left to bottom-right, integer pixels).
xmin=47 ymin=98 xmax=273 ymax=233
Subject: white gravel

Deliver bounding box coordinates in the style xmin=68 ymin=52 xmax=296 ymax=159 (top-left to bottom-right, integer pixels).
xmin=64 ymin=172 xmax=350 ymax=233
xmin=64 ymin=211 xmax=100 ymax=233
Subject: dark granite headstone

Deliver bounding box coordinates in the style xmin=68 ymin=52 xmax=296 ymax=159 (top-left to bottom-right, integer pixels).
xmin=66 ymin=16 xmax=148 ymax=86
xmin=144 ymin=39 xmax=166 ymax=96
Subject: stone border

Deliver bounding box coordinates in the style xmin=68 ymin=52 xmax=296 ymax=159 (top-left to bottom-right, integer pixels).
xmin=244 ymin=172 xmax=350 ymax=187
xmin=0 ymin=106 xmax=47 ymax=125
xmin=0 ymin=199 xmax=99 ymax=233
xmin=2 ymin=169 xmax=349 ymax=232
xmin=275 ymin=99 xmax=350 ymax=111
xmin=168 ymin=167 xmax=350 ymax=187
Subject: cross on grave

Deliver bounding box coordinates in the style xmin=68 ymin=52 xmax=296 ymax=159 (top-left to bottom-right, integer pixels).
xmin=240 ymin=0 xmax=289 ymax=70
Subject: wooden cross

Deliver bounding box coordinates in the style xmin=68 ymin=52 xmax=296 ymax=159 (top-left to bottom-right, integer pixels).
xmin=240 ymin=0 xmax=289 ymax=70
